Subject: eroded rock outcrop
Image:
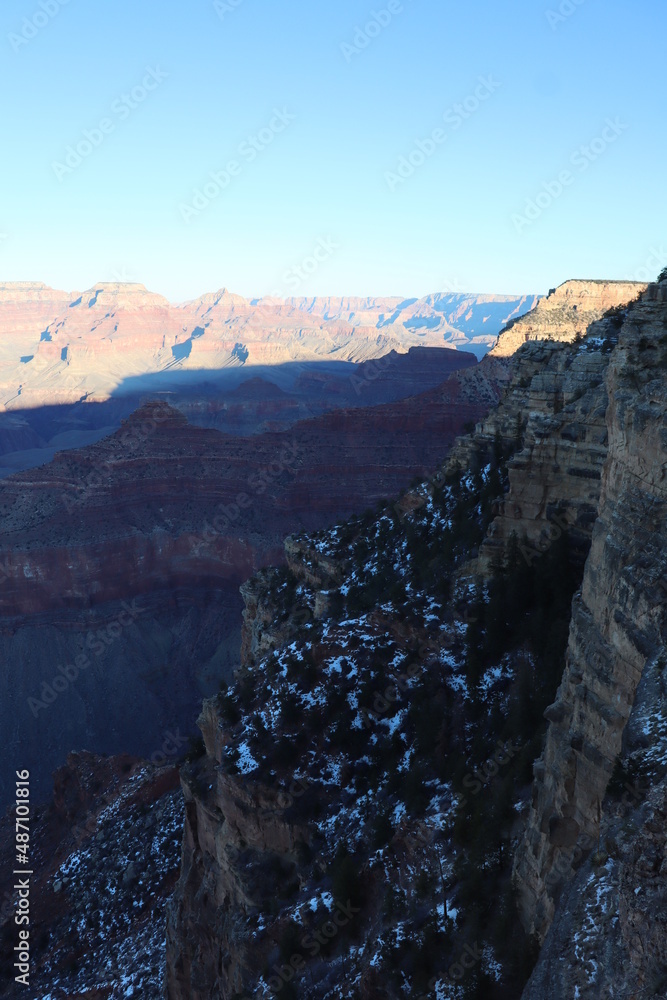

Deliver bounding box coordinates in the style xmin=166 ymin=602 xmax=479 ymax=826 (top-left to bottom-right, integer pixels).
xmin=514 ymin=282 xmax=667 ymax=944
xmin=490 ymin=279 xmax=645 ymax=357
xmin=521 ymin=779 xmax=667 ymax=999
xmin=164 ymin=277 xmax=666 ymax=998
xmin=166 ymin=703 xmax=313 ymax=1000
xmin=441 ymin=281 xmax=649 ymax=578
xmin=477 ymin=323 xmax=615 ymax=571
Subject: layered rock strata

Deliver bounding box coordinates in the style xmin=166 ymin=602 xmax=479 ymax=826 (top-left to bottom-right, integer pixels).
xmin=514 ymin=282 xmax=667 ymax=944
xmin=490 ymin=279 xmax=645 ymax=357
xmin=0 ymin=281 xmax=536 ymax=411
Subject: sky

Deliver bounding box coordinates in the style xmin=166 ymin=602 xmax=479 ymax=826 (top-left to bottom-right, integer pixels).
xmin=1 ymin=0 xmax=665 ymax=302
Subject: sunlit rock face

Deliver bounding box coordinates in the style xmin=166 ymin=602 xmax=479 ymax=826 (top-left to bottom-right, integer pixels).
xmin=0 ymin=282 xmax=535 ymax=410
xmin=489 ymin=279 xmax=645 ymax=357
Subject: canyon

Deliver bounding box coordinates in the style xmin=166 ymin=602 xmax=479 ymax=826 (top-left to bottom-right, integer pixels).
xmin=0 ymin=281 xmax=536 ymax=412
xmin=0 ymin=282 xmax=533 ymax=478
xmin=0 ymin=281 xmax=546 ymax=813
xmin=1 ymin=275 xmax=663 ymax=999
xmin=163 ymin=276 xmax=666 ymax=999
xmin=0 ymin=366 xmax=491 ymax=812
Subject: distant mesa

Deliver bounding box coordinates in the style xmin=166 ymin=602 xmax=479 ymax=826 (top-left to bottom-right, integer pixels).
xmin=0 ymin=280 xmax=541 ymax=413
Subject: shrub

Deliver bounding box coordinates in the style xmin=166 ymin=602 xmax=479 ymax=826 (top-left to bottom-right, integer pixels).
xmin=184 ymin=736 xmax=206 ymax=762
xmin=218 ymin=692 xmax=241 ymax=727
xmin=372 ymin=809 xmax=394 ymax=849
xmin=330 ymin=846 xmax=363 ymax=910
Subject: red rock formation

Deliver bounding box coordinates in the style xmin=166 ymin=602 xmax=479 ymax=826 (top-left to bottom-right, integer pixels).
xmin=0 ymin=282 xmax=536 ymax=411
xmin=0 ymin=380 xmax=486 ymax=617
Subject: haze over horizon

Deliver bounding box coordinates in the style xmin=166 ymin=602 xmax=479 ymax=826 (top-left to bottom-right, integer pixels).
xmin=1 ymin=0 xmax=665 ymax=301
xmin=1 ymin=276 xmax=544 ymax=305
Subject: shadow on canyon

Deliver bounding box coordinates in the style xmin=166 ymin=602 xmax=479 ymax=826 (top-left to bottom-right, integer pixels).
xmin=0 ymin=347 xmax=476 ymax=478
xmin=0 ymin=347 xmax=480 ymax=811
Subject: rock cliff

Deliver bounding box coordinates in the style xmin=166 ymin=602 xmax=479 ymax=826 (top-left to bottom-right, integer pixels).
xmin=3 ymin=273 xmax=657 ymax=996
xmin=165 ymin=277 xmax=667 ymax=999
xmin=514 ymin=282 xmax=667 ymax=951
xmin=489 ymin=279 xmax=645 ymax=357
xmin=442 ymin=280 xmax=649 ymax=574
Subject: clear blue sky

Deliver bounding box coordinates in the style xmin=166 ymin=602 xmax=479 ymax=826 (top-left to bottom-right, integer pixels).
xmin=1 ymin=0 xmax=665 ymax=301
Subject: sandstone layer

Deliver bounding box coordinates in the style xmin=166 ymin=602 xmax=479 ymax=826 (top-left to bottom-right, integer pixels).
xmin=489 ymin=279 xmax=645 ymax=357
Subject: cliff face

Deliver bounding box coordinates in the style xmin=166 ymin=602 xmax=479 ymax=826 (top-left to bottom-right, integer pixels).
xmin=446 ymin=336 xmax=606 ymax=561
xmin=0 ymin=281 xmax=73 ymax=338
xmin=166 ymin=461 xmax=542 ymax=998
xmin=446 ymin=280 xmax=644 ymax=477
xmin=490 ymin=279 xmax=645 ymax=357
xmin=165 ymin=278 xmax=667 ymax=999
xmin=166 ymin=705 xmax=313 ymax=1000
xmin=446 ymin=282 xmax=645 ymax=573
xmin=514 ymin=283 xmax=667 ymax=947
xmin=521 ymin=782 xmax=667 ymax=999
xmin=476 ymin=321 xmax=614 ymax=572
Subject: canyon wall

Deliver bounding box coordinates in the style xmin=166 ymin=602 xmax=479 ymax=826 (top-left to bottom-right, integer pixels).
xmin=514 ymin=282 xmax=667 ymax=945
xmin=489 ymin=279 xmax=645 ymax=357
xmin=164 ymin=277 xmax=667 ymax=999
xmin=0 ymin=282 xmax=536 ymax=413
xmin=447 ymin=280 xmax=644 ymax=474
